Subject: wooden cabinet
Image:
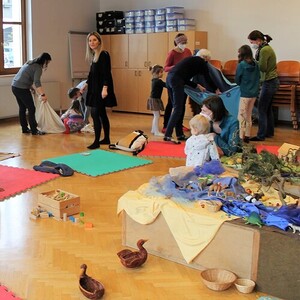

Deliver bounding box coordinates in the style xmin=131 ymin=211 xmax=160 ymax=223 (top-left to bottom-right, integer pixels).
xmin=109 ymin=31 xmax=207 ymax=114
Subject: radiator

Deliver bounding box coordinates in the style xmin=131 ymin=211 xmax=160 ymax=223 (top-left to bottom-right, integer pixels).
xmin=0 ymin=81 xmax=61 ymax=119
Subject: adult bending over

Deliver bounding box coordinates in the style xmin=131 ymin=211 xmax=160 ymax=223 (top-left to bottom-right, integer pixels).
xmin=164 ymin=53 xmax=213 ymax=143
xmin=201 ymin=95 xmax=240 ymax=157
xmin=163 ymin=33 xmax=192 ymax=133
xmin=81 ymin=31 xmax=117 ymax=149
xmin=11 ymin=52 xmax=51 ymax=135
xmin=248 ymin=30 xmax=279 ymax=141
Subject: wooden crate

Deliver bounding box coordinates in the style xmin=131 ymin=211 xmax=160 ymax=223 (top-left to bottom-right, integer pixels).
xmin=122 ymin=212 xmax=260 ymax=280
xmin=38 ymin=189 xmax=80 ymax=218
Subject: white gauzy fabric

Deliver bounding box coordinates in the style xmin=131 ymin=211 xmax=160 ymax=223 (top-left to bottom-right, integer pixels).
xmin=35 ymin=96 xmax=65 ymax=133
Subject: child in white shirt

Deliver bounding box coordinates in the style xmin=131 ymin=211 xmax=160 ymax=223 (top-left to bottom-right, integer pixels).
xmin=184 ymin=114 xmax=219 ymax=167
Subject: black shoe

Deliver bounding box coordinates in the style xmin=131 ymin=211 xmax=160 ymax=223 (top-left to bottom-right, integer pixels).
xmin=163 ymin=136 xmax=181 ymax=144
xmin=32 ymin=130 xmax=45 ymax=135
xmin=243 ymin=137 xmax=250 ymax=144
xmin=99 ymin=138 xmax=111 ymax=145
xmin=177 ymin=135 xmax=188 ymax=141
xmin=22 ymin=128 xmax=31 ymax=134
xmin=87 ymin=142 xmax=100 ymax=149
xmin=249 ymin=136 xmax=264 ymax=141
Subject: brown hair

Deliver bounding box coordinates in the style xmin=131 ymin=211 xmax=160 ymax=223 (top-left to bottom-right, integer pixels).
xmin=202 ymin=95 xmax=228 ymax=122
xmin=149 ymin=64 xmax=163 ymax=78
xmin=248 ymin=30 xmax=273 ymax=43
xmin=238 ymin=45 xmax=254 ymax=63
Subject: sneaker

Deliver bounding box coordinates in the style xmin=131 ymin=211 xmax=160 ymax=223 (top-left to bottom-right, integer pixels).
xmin=154 ymin=132 xmax=164 ymax=137
xmin=182 ymin=126 xmax=190 ymax=132
xmin=163 ymin=136 xmax=181 ymax=144
xmin=32 ymin=130 xmax=45 ymax=135
xmin=82 ymin=124 xmax=94 ymax=133
xmin=177 ymin=135 xmax=188 ymax=141
xmin=22 ymin=128 xmax=31 ymax=134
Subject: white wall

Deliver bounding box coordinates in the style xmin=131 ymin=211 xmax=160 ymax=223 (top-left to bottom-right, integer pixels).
xmin=0 ymin=0 xmax=100 ymax=118
xmin=99 ymin=0 xmax=300 ymax=62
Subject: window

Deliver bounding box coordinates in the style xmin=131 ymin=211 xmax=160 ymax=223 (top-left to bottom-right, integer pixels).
xmin=0 ymin=0 xmax=26 ymax=75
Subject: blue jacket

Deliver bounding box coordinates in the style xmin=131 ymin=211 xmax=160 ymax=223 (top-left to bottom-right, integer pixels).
xmin=213 ymin=115 xmax=240 ymax=156
xmin=235 ymin=60 xmax=260 ymax=98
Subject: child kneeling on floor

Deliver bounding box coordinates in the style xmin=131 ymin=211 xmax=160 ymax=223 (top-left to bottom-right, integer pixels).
xmin=184 ymin=114 xmax=219 ymax=167
xmin=61 ymin=99 xmax=84 ymax=134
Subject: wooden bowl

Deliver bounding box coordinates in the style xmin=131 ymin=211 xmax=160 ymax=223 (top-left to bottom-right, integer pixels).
xmin=234 ymin=278 xmax=255 ymax=294
xmin=200 ymin=268 xmax=237 ymax=291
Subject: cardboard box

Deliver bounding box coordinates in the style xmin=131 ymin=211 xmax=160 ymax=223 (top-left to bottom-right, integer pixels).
xmin=38 ymin=189 xmax=80 ymax=218
xmin=278 ymin=143 xmax=299 ymax=163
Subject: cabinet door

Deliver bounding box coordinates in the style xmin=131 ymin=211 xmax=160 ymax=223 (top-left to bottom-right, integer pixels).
xmin=138 ymin=69 xmax=152 ymax=113
xmin=112 ymin=69 xmax=127 ymax=111
xmin=110 ymin=35 xmax=129 ymax=68
xmin=128 ymin=34 xmax=148 ymax=69
xmin=147 ymin=32 xmax=168 ymax=67
xmin=101 ymin=35 xmax=111 ymax=53
xmin=126 ymin=69 xmax=139 ymax=112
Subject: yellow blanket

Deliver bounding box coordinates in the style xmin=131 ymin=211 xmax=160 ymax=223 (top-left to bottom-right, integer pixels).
xmin=117 ymin=183 xmax=236 ymax=264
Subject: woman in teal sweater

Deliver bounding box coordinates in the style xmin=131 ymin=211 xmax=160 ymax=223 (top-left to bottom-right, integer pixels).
xmin=235 ymin=45 xmax=260 ymax=143
xmin=247 ymin=30 xmax=279 ymax=141
xmin=201 ymin=95 xmax=240 ymax=157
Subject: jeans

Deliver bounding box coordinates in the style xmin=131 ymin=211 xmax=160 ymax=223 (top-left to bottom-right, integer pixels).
xmin=12 ymin=86 xmax=38 ymax=132
xmin=256 ymin=78 xmax=279 ymax=139
xmin=165 ymin=75 xmax=185 ymax=138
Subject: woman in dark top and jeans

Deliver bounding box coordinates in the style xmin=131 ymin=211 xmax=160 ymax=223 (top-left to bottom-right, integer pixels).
xmin=164 ymin=54 xmax=213 ymax=143
xmin=80 ymin=32 xmax=117 ymax=149
xmin=11 ymin=52 xmax=51 ymax=135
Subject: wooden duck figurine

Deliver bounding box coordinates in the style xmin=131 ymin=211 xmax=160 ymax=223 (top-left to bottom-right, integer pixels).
xmin=79 ymin=264 xmax=105 ymax=299
xmin=117 ymin=239 xmax=148 ymax=268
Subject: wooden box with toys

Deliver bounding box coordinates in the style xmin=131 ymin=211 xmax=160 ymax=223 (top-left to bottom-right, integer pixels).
xmin=37 ymin=189 xmax=80 ymax=218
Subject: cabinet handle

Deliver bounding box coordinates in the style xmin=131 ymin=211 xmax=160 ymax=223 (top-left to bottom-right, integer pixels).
xmin=138 ymin=70 xmax=141 ymax=76
xmin=135 ymin=70 xmax=138 ymax=76
xmin=148 ymin=61 xmax=151 ymax=67
xmin=144 ymin=61 xmax=148 ymax=67
xmin=125 ymin=61 xmax=128 ymax=67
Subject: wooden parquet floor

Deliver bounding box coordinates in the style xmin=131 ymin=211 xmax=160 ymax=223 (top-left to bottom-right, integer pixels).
xmin=0 ymin=111 xmax=298 ymax=300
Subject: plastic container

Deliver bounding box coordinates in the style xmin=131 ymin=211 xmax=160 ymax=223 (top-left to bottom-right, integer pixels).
xmin=165 ymin=6 xmax=184 ymax=14
xmin=125 ymin=10 xmax=135 ymax=17
xmin=145 ymin=27 xmax=155 ymax=33
xmin=166 ymin=25 xmax=178 ymax=32
xmin=135 ymin=16 xmax=145 ymax=23
xmin=166 ymin=13 xmax=184 ymax=20
xmin=145 ymin=21 xmax=155 ymax=28
xmin=125 ymin=28 xmax=135 ymax=34
xmin=177 ymin=18 xmax=196 ymax=26
xmin=125 ymin=16 xmax=134 ymax=23
xmin=135 ymin=22 xmax=145 ymax=28
xmin=135 ymin=27 xmax=145 ymax=34
xmin=155 ymin=8 xmax=166 ymax=15
xmin=125 ymin=21 xmax=135 ymax=29
xmin=166 ymin=19 xmax=177 ymax=26
xmin=155 ymin=25 xmax=166 ymax=33
xmin=177 ymin=25 xmax=196 ymax=31
xmin=155 ymin=20 xmax=166 ymax=27
xmin=144 ymin=9 xmax=155 ymax=16
xmin=144 ymin=15 xmax=155 ymax=22
xmin=155 ymin=14 xmax=166 ymax=21
xmin=134 ymin=10 xmax=144 ymax=17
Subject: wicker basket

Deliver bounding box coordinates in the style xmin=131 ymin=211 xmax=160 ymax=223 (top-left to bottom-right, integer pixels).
xmin=206 ymin=200 xmax=222 ymax=212
xmin=200 ymin=268 xmax=237 ymax=291
xmin=234 ymin=278 xmax=255 ymax=294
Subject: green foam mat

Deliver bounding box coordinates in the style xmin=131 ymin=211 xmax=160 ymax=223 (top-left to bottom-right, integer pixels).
xmin=45 ymin=149 xmax=152 ymax=177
